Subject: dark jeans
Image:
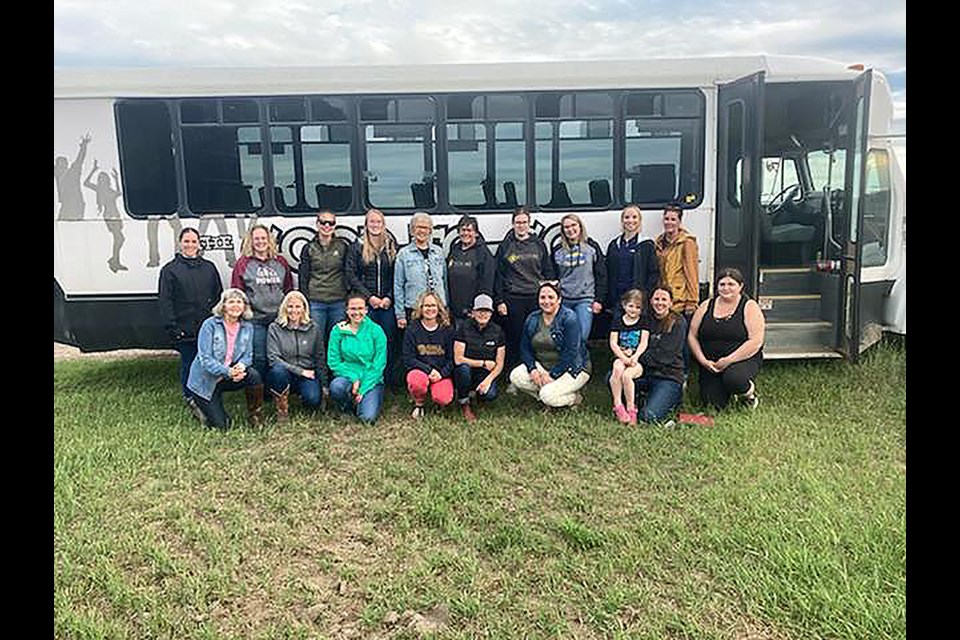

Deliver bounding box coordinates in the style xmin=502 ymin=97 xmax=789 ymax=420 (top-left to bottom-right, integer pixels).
xmin=266 ymin=363 xmax=322 ymax=407
xmin=453 ymin=363 xmax=499 ymax=403
xmin=329 ymin=376 xmax=384 ymax=423
xmin=698 ymin=356 xmax=761 ymax=409
xmin=500 ymin=293 xmax=539 ymax=371
xmin=191 ymin=367 xmax=263 ymax=429
xmin=252 ymin=322 xmax=272 ymax=385
xmin=368 ymin=306 xmax=399 ymax=387
xmin=635 ymin=375 xmax=684 ymax=423
xmin=309 ymin=300 xmax=346 ymax=384
xmin=174 ymin=340 xmax=198 ymax=399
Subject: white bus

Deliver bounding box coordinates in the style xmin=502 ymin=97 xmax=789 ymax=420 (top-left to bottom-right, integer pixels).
xmin=54 ymin=55 xmax=905 ymax=361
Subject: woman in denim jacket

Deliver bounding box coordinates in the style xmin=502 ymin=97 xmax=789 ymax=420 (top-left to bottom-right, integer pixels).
xmin=186 ymin=288 xmax=264 ymax=429
xmin=394 ymin=212 xmax=448 ymax=329
xmin=509 ymin=282 xmax=591 ymax=408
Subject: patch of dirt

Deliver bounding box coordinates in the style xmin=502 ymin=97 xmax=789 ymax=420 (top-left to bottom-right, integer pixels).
xmin=54 ymin=342 xmax=176 ymax=361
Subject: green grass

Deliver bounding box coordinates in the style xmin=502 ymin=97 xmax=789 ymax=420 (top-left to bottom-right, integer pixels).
xmin=54 ymin=338 xmax=906 ymax=639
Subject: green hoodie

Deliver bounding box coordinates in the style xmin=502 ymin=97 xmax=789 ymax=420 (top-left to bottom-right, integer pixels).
xmin=326 ymin=316 xmax=387 ymax=396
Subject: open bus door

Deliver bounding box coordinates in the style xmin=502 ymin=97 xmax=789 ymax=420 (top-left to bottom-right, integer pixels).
xmin=838 ymin=70 xmax=872 ymax=362
xmin=716 ymin=72 xmax=764 ymax=298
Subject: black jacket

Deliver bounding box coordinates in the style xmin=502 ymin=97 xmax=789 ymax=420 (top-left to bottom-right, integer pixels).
xmin=446 ymin=238 xmax=495 ymax=318
xmin=345 ymin=241 xmax=395 ymax=300
xmin=493 ymin=231 xmax=555 ymax=304
xmin=605 ymin=235 xmax=660 ymax=308
xmin=639 ymin=313 xmax=687 ymax=384
xmin=158 ymin=254 xmax=223 ymax=343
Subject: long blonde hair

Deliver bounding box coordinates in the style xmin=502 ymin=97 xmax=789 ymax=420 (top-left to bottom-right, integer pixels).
xmin=276 ymin=291 xmax=312 ymax=327
xmin=361 ymin=208 xmax=397 ymax=264
xmin=559 ymin=213 xmax=590 ymax=251
xmin=240 ymin=223 xmax=279 ymax=259
xmin=411 ymin=290 xmax=451 ymax=327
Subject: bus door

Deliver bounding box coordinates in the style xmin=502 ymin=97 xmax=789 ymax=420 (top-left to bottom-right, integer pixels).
xmin=716 ymin=72 xmax=765 ymax=297
xmin=837 ymin=70 xmax=872 ymax=362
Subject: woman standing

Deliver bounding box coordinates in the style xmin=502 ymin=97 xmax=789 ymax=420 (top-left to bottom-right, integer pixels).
xmin=606 ymin=204 xmax=660 ymax=311
xmin=346 ymin=208 xmax=398 ymax=383
xmin=266 ymin=291 xmax=325 ymax=422
xmin=232 ymin=224 xmax=294 ymax=381
xmin=688 ymin=268 xmax=765 ymax=409
xmin=299 ymin=210 xmax=350 ymax=341
xmin=553 ymin=213 xmax=607 ymax=341
xmin=509 ymin=282 xmax=590 ymax=408
xmin=494 ymin=207 xmax=555 ymax=369
xmin=186 ymin=288 xmax=264 ymax=429
xmin=327 ymin=294 xmax=388 ymax=424
xmin=394 ymin=212 xmax=448 ymax=329
xmin=634 ymin=287 xmax=688 ymax=423
xmin=654 ymin=202 xmax=700 ymax=319
xmin=403 ymin=291 xmax=456 ymax=419
xmin=158 ymin=227 xmax=223 ymax=404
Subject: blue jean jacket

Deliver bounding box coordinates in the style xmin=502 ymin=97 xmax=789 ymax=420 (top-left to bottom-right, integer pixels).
xmin=186 ymin=316 xmax=255 ymax=400
xmin=520 ymin=306 xmax=589 ymax=378
xmin=393 ymin=243 xmax=448 ymax=319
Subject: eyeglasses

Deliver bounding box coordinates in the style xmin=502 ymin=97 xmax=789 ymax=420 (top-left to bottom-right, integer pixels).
xmin=317 ymin=220 xmax=336 ymax=227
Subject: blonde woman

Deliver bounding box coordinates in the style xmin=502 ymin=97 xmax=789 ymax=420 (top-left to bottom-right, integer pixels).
xmin=266 ymin=291 xmax=326 ymax=422
xmin=552 ymin=213 xmax=607 ymax=341
xmin=402 ymin=290 xmax=455 ymax=419
xmin=605 ymin=204 xmax=660 ymax=311
xmin=186 ymin=288 xmax=264 ymax=429
xmin=231 ymin=223 xmax=293 ymax=380
xmin=346 ymin=208 xmax=399 ymax=383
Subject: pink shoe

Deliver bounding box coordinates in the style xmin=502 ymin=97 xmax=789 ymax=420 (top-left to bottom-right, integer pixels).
xmin=627 ymin=408 xmax=638 ymax=425
xmin=613 ymin=404 xmax=629 ymax=424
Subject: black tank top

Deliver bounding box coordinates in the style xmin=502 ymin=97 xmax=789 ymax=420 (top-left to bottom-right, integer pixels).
xmin=697 ymin=295 xmax=761 ymax=361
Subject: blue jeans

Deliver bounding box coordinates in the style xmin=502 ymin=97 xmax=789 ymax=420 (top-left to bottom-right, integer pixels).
xmin=191 ymin=367 xmax=263 ymax=429
xmin=309 ymin=300 xmax=346 ymax=344
xmin=252 ymin=322 xmax=270 ymax=383
xmin=329 ymin=376 xmax=384 ymax=423
xmin=267 ymin=363 xmax=322 ymax=407
xmin=454 ymin=364 xmax=499 ymax=403
xmin=174 ymin=340 xmax=198 ymax=399
xmin=635 ymin=376 xmax=683 ymax=423
xmin=368 ymin=306 xmax=398 ymax=386
xmin=563 ymin=299 xmax=595 ymax=342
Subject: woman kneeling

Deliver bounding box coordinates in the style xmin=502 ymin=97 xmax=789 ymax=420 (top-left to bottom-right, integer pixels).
xmin=186 ymin=288 xmax=264 ymax=429
xmin=327 ymin=294 xmax=388 ymax=423
xmin=266 ymin=291 xmax=326 ymax=422
xmin=633 ymin=287 xmax=687 ymax=423
xmin=403 ymin=290 xmax=455 ymax=419
xmin=510 ymin=282 xmax=591 ymax=407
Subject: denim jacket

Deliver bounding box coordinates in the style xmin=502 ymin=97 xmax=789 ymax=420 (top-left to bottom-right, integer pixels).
xmin=520 ymin=306 xmax=590 ymax=378
xmin=186 ymin=316 xmax=255 ymax=400
xmin=393 ymin=243 xmax=448 ymax=320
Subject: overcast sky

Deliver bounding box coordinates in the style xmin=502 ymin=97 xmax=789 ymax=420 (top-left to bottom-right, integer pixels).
xmin=54 ymin=0 xmax=905 ymax=157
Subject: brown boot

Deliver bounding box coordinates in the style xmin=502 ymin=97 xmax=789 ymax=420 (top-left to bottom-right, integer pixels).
xmin=246 ymin=384 xmax=265 ymax=427
xmin=461 ymin=401 xmax=477 ymax=423
xmin=272 ymin=386 xmax=290 ymax=423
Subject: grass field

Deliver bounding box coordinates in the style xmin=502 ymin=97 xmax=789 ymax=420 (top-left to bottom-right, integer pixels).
xmin=54 ymin=338 xmax=906 ymax=639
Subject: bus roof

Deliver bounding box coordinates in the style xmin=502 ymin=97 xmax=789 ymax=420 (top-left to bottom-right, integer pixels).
xmin=54 ymin=55 xmax=867 ymax=99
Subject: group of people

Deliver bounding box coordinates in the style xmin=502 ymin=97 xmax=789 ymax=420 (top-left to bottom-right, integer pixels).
xmin=157 ymin=203 xmax=764 ymax=429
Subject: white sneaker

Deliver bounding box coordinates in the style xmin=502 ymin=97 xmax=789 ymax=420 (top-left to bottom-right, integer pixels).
xmin=411 ymin=406 xmax=425 ymax=420
xmin=506 ymin=382 xmax=518 ymax=396
xmin=741 ymin=382 xmax=759 ymax=410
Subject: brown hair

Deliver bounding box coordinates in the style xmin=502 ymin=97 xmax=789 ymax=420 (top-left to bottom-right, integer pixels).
xmin=650 ymin=286 xmax=678 ymax=333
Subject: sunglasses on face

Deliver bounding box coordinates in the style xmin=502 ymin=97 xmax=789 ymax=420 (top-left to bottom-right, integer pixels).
xmin=317 ymin=220 xmax=336 ymax=227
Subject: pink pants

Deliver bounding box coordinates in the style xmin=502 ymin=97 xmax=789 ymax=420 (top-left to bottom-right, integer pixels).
xmin=406 ymin=370 xmax=454 ymax=406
